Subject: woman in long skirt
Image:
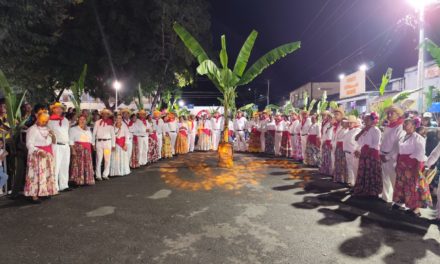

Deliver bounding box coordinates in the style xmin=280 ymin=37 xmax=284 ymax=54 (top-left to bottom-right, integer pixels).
xmin=147 ymin=114 xmax=160 ymax=163
xmin=319 ymin=111 xmax=333 ymax=175
xmin=353 ymin=113 xmax=383 ymax=197
xmin=175 ymin=116 xmax=189 ymax=154
xmin=129 ymin=114 xmax=140 ymax=168
xmin=196 ymin=115 xmax=212 ymax=151
xmin=264 ymin=116 xmax=276 ymax=155
xmin=162 ymin=115 xmax=174 ymax=158
xmin=25 ymin=110 xmax=58 ymax=203
xmin=110 ymin=115 xmax=131 ymax=176
xmin=69 ymin=115 xmax=95 ymax=186
xmin=292 ymin=116 xmax=303 ymax=161
xmin=248 ymin=113 xmax=262 ymax=153
xmin=393 ymin=118 xmax=432 ymax=216
xmin=333 ymin=118 xmax=348 ymax=183
xmin=304 ymin=115 xmax=321 ymax=166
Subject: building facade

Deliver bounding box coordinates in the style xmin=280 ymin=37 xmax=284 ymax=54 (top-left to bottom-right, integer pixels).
xmin=289 ymin=82 xmax=339 ymax=108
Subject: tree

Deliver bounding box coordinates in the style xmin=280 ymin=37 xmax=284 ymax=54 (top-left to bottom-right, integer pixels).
xmin=0 ymin=0 xmax=78 ymax=102
xmin=44 ymin=0 xmax=210 ymax=108
xmin=174 ymin=23 xmax=301 ymax=166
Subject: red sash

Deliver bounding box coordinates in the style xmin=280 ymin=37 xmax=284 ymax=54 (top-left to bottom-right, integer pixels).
xmin=116 ymin=137 xmax=126 ymax=148
xmin=361 ymin=145 xmax=380 ymax=159
xmin=202 ymin=129 xmax=211 ymax=136
xmin=179 ymin=130 xmax=188 ymax=138
xmin=324 ymin=140 xmax=332 ymax=148
xmin=307 ymin=135 xmax=318 ymax=146
xmin=133 ymin=135 xmax=138 ymax=144
xmin=228 ymin=130 xmax=234 ymax=137
xmin=397 ymin=154 xmax=424 ymax=171
xmin=75 ymin=141 xmax=92 ymax=152
xmin=252 ymin=127 xmax=261 ymax=137
xmin=336 ymin=141 xmax=343 ymax=149
xmin=149 ymin=132 xmax=158 ymax=141
xmin=36 ymin=145 xmax=53 ymax=155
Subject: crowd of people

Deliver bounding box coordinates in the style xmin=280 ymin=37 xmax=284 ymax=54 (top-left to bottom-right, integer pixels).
xmin=0 ymin=100 xmax=439 ymax=221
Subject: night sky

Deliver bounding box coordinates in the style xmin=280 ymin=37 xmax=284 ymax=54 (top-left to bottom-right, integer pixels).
xmin=183 ymin=0 xmax=440 ymax=107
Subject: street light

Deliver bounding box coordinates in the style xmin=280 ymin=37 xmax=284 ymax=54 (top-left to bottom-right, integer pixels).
xmin=113 ymin=80 xmax=121 ymax=111
xmin=338 ymin=73 xmax=345 ymax=80
xmin=358 ymin=64 xmax=368 ymax=72
xmin=406 ymin=0 xmax=438 ymax=112
xmin=178 ymin=100 xmax=185 ymax=107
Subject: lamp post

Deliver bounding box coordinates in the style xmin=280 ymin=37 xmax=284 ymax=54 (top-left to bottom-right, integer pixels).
xmin=407 ymin=0 xmax=438 ymax=112
xmin=113 ymin=80 xmax=121 ymax=111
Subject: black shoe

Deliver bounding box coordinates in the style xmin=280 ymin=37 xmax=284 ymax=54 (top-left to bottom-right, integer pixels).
xmin=29 ymin=198 xmax=42 ymax=204
xmin=406 ymin=210 xmax=421 ymax=217
xmin=391 ymin=204 xmax=401 ymax=210
xmin=60 ymin=187 xmax=73 ymax=192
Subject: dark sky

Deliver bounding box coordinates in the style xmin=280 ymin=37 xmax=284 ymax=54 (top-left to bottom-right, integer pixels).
xmin=183 ymin=0 xmax=440 ymax=107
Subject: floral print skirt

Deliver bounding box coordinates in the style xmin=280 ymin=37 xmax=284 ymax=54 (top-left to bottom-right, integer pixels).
xmin=265 ymin=131 xmax=275 ymax=155
xmin=354 ymin=146 xmax=382 ymax=197
xmin=25 ymin=151 xmax=58 ymax=197
xmin=162 ymin=134 xmax=173 ymax=158
xmin=393 ymin=155 xmax=432 ymax=209
xmin=319 ymin=141 xmax=332 ymax=175
xmin=333 ymin=144 xmax=347 ymax=183
xmin=70 ymin=143 xmax=95 ymax=185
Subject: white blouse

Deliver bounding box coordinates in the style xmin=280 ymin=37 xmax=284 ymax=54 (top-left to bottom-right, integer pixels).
xmin=321 ymin=121 xmax=333 ymax=142
xmin=398 ymin=133 xmax=426 ymax=162
xmin=343 ymin=127 xmax=361 ymax=153
xmin=308 ymin=123 xmax=321 ymax=137
xmin=69 ymin=126 xmax=93 ymax=145
xmin=356 ymin=126 xmax=381 ymax=150
xmin=266 ymin=120 xmax=276 ymax=131
xmin=26 ymin=125 xmax=53 ymax=153
xmin=300 ymin=118 xmax=312 ymax=135
xmin=131 ymin=119 xmax=151 ymax=136
xmin=335 ymin=127 xmax=347 ymax=142
xmin=115 ymin=123 xmax=130 ymax=142
xmin=289 ymin=119 xmax=300 ymax=134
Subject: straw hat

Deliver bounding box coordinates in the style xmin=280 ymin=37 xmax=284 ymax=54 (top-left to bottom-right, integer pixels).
xmin=100 ymin=108 xmax=113 ymax=116
xmin=138 ymin=109 xmax=147 ymax=116
xmin=153 ymin=110 xmax=161 ymax=118
xmin=49 ymin=102 xmax=65 ymax=111
xmin=347 ymin=115 xmax=357 ymax=123
xmin=385 ymin=105 xmax=404 ymax=117
xmin=120 ymin=108 xmax=131 ymax=115
xmin=332 ymin=106 xmax=345 ymax=116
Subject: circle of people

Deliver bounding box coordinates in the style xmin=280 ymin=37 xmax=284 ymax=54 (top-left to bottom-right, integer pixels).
xmin=14 ymin=102 xmax=440 ymax=220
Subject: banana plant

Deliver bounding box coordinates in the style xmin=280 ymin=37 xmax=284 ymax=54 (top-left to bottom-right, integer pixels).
xmin=0 ymin=69 xmax=28 ymax=186
xmin=379 ymin=68 xmax=393 ymax=96
xmin=238 ymin=103 xmax=257 ymax=118
xmin=69 ymin=64 xmax=87 ymax=114
xmin=174 ymin=23 xmax=300 ymax=143
xmin=282 ymin=101 xmax=295 ymax=115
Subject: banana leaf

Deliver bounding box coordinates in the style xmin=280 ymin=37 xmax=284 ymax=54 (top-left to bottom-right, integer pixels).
xmin=70 ymin=64 xmax=88 ymax=113
xmin=173 ymin=23 xmax=210 ymax=64
xmin=283 ymin=101 xmax=295 ymax=115
xmin=425 ymin=39 xmax=440 ymax=66
xmin=220 ymin=35 xmax=228 ymax=69
xmin=303 ymin=91 xmax=309 ymax=111
xmin=238 ymin=41 xmax=301 ymax=86
xmin=379 ymin=68 xmax=392 ymax=96
xmin=196 ymin=60 xmax=225 ymax=92
xmin=308 ymin=99 xmax=317 ymax=113
xmin=329 ymin=101 xmax=338 ymax=110
xmin=233 ymin=30 xmax=258 ymax=77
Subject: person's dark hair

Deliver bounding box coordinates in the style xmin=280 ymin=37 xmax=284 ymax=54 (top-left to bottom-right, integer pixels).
xmin=130 ymin=113 xmax=136 ymax=119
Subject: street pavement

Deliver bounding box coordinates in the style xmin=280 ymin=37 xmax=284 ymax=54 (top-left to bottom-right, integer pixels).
xmin=0 ymin=152 xmax=439 ymax=264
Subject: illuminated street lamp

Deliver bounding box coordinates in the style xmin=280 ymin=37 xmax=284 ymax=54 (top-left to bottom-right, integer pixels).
xmin=358 ymin=64 xmax=368 ymax=72
xmin=113 ymin=80 xmax=121 ymax=110
xmin=406 ymin=0 xmax=439 ymax=112
xmin=338 ymin=73 xmax=345 ymax=80
xmin=178 ymin=100 xmax=185 ymax=107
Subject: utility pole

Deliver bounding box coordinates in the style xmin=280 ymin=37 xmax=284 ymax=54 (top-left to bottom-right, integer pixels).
xmin=417 ymin=4 xmax=426 ymax=113
xmin=266 ymin=79 xmax=270 ymax=106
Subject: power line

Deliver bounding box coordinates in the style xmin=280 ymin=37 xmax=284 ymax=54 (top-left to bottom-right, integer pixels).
xmin=299 ymin=0 xmax=331 ymax=39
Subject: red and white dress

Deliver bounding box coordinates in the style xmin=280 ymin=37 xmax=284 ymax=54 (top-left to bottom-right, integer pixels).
xmin=319 ymin=119 xmax=333 ymax=175
xmin=69 ymin=126 xmax=95 ymax=185
xmin=110 ymin=123 xmax=131 ymax=176
xmin=24 ymin=125 xmax=58 ymax=197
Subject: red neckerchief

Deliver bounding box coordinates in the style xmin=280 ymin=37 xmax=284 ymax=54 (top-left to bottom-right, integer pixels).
xmin=190 ymin=120 xmax=194 ymax=130
xmin=321 ymin=118 xmax=329 ymax=135
xmin=215 ymin=116 xmax=221 ymax=123
xmin=154 ymin=118 xmax=159 ymax=125
xmin=275 ymin=119 xmax=282 ymax=126
xmin=127 ymin=120 xmax=134 ymax=127
xmin=49 ymin=114 xmax=64 ymax=126
xmin=139 ymin=117 xmax=147 ymax=126
xmin=123 ymin=119 xmax=130 ymax=127
xmin=333 ymin=121 xmax=340 ymax=133
xmin=387 ymin=117 xmax=404 ymax=128
xmin=100 ymin=118 xmax=113 ymax=126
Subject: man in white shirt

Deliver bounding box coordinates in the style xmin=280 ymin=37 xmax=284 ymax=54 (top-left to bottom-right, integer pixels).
xmin=134 ymin=109 xmax=151 ymax=165
xmin=274 ymin=114 xmax=284 ymax=156
xmin=121 ymin=108 xmax=133 ymax=161
xmin=233 ymin=111 xmax=248 ymax=152
xmin=152 ymin=110 xmax=165 ymax=159
xmin=344 ymin=115 xmax=362 ymax=187
xmin=380 ymin=106 xmax=405 ymax=203
xmin=47 ymin=102 xmax=71 ymax=191
xmin=300 ymin=110 xmax=312 ymax=160
xmin=93 ymin=109 xmax=116 ymax=180
xmin=211 ymin=112 xmax=224 ymax=151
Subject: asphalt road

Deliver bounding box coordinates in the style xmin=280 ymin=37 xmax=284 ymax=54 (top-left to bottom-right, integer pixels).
xmin=0 ymin=152 xmax=439 ymax=264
